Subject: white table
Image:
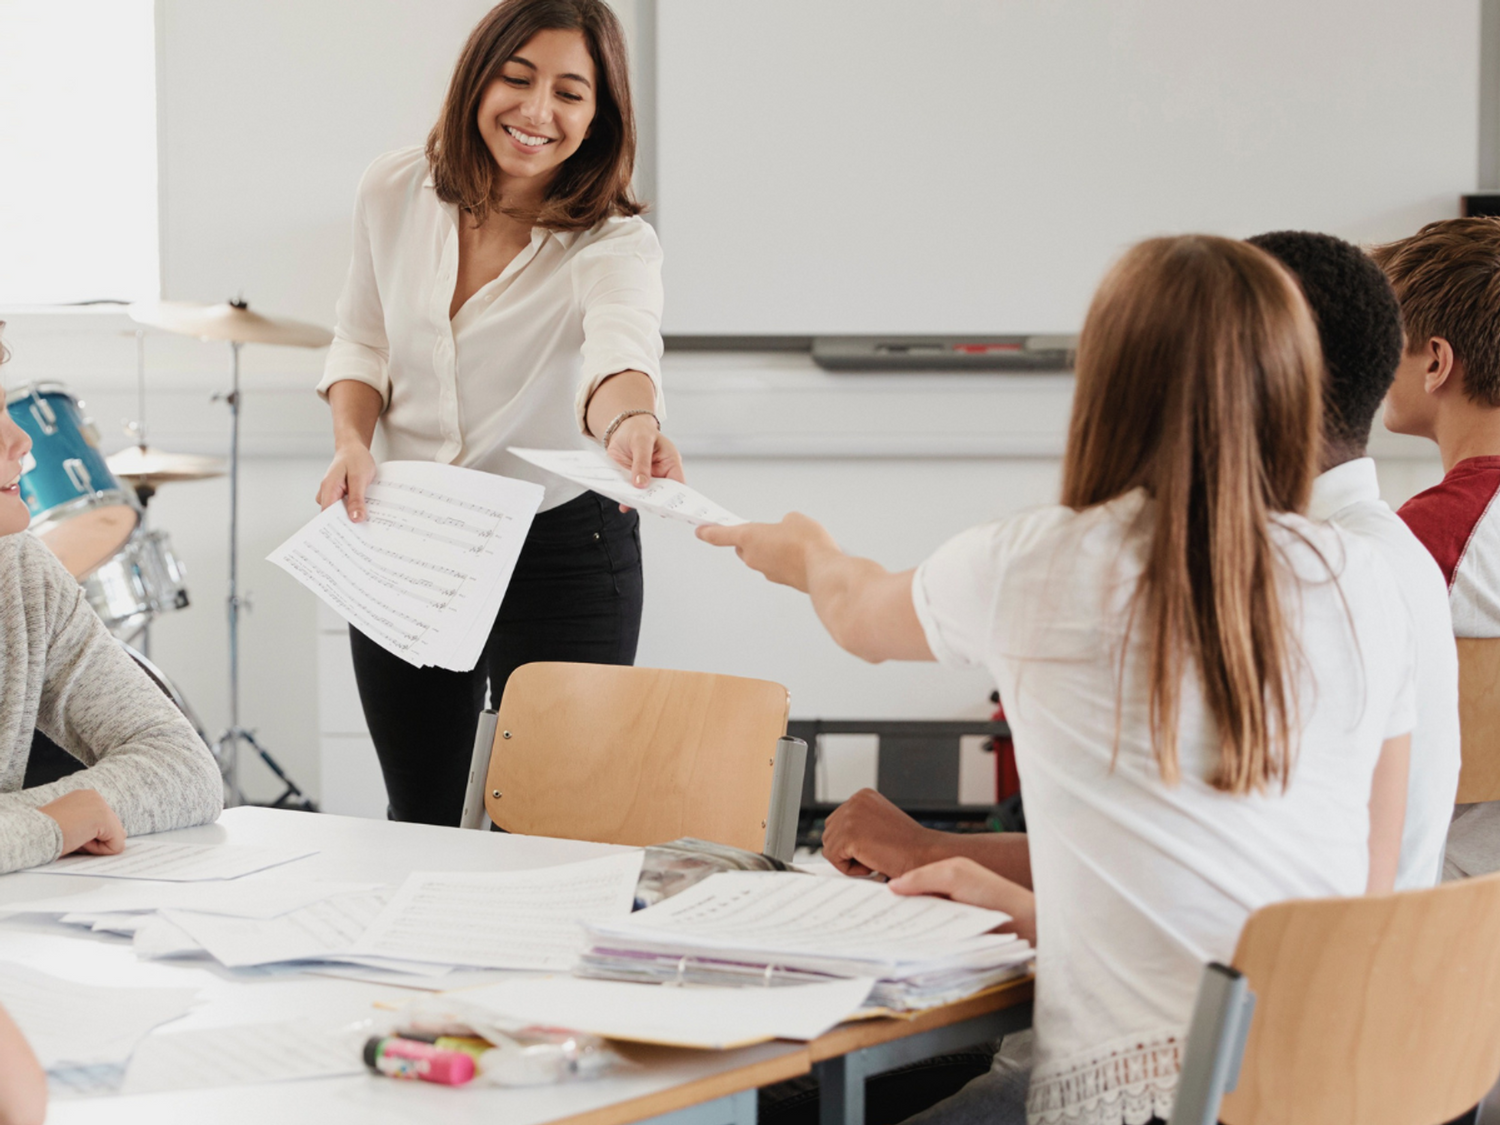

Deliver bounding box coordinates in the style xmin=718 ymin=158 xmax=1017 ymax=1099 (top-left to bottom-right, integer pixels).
xmin=0 ymin=808 xmax=1032 ymax=1125
xmin=0 ymin=808 xmax=807 ymax=1125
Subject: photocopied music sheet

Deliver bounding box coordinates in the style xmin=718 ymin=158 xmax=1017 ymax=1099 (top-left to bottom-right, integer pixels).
xmin=268 ymin=460 xmax=545 ymax=671
xmin=454 ymin=975 xmax=876 ymax=1049
xmin=590 ymin=871 xmax=1015 ymax=967
xmin=36 ymin=840 xmax=316 ymax=882
xmin=161 ymin=889 xmax=390 ymax=968
xmin=0 ymin=962 xmax=197 ymax=1069
xmin=122 ymin=1019 xmax=365 ymax=1094
xmin=510 ymin=447 xmax=746 ymax=527
xmin=352 ymin=851 xmax=645 ymax=970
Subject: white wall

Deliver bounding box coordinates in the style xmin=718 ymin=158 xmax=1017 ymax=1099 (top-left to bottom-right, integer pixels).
xmin=0 ymin=1 xmax=1451 ymax=814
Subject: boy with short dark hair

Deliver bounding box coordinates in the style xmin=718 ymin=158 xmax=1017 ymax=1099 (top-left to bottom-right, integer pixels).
xmin=1374 ymin=216 xmax=1500 ymax=876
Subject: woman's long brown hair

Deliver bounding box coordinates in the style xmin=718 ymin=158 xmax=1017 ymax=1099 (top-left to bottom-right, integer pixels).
xmin=1060 ymin=236 xmax=1323 ymax=794
xmin=427 ymin=0 xmax=642 ymax=231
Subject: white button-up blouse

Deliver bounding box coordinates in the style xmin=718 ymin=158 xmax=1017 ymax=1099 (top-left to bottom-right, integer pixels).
xmin=317 ymin=146 xmax=666 ymax=511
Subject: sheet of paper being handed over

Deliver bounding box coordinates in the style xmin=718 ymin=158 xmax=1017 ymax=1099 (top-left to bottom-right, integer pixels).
xmin=509 ymin=447 xmax=745 ymax=527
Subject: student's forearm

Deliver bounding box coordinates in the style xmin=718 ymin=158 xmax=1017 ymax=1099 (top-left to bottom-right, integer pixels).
xmin=915 ymin=832 xmax=1034 ymax=890
xmin=806 ymin=550 xmax=931 ymax=663
xmin=327 ymin=380 xmax=383 ymax=451
xmin=0 ymin=1005 xmax=45 ymax=1125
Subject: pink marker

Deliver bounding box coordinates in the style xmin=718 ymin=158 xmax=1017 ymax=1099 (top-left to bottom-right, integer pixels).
xmin=363 ymin=1036 xmax=476 ymax=1086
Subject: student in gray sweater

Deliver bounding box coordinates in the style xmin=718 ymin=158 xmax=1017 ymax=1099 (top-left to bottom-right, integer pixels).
xmin=0 ymin=360 xmax=222 ymax=875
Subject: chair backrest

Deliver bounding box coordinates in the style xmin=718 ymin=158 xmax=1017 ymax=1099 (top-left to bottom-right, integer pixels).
xmin=485 ymin=662 xmax=791 ymax=852
xmin=1458 ymin=638 xmax=1500 ymax=803
xmin=1217 ymin=872 xmax=1500 ymax=1125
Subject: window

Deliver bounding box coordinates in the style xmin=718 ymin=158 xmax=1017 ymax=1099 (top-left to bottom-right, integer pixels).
xmin=0 ymin=0 xmax=159 ymax=304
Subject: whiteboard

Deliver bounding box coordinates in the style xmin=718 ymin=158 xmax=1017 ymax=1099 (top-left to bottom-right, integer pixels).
xmin=655 ymin=0 xmax=1479 ymax=336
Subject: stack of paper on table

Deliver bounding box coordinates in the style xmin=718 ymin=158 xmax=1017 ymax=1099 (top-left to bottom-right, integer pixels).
xmin=268 ymin=460 xmax=545 ymax=671
xmin=579 ymin=871 xmax=1034 ymax=1011
xmin=11 ymin=848 xmax=645 ymax=984
xmin=509 ymin=448 xmax=745 ymax=527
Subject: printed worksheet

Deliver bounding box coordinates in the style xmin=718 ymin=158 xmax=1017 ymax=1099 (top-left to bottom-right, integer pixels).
xmin=162 ymin=889 xmax=390 ymax=968
xmin=509 ymin=447 xmax=746 ymax=526
xmin=123 ymin=1019 xmax=365 ymax=1094
xmin=352 ymin=851 xmax=644 ymax=970
xmin=268 ymin=461 xmax=544 ymax=671
xmin=37 ymin=840 xmax=316 ymax=882
xmin=0 ymin=962 xmax=196 ymax=1069
xmin=455 ymin=975 xmax=875 ymax=1048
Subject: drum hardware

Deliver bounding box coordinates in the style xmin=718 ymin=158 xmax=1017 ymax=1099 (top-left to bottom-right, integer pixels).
xmin=129 ymin=297 xmax=332 ymax=812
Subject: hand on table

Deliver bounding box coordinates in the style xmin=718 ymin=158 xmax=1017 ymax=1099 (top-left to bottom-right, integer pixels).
xmin=890 ymin=857 xmax=1037 ymax=946
xmin=37 ymin=789 xmax=125 ymax=858
xmin=821 ymin=788 xmax=937 ymax=878
xmin=696 ymin=513 xmax=840 ymax=592
xmin=606 ymin=415 xmax=685 ymax=512
xmin=315 ymin=443 xmax=377 ymax=523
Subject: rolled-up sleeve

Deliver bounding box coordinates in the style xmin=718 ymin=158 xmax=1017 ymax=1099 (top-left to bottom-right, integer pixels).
xmin=570 ymin=222 xmax=665 ymax=433
xmin=318 ymin=174 xmax=392 ymax=406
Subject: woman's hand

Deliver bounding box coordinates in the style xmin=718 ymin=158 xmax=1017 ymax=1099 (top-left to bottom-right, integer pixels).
xmin=889 ymin=857 xmax=1038 ymax=945
xmin=316 ymin=443 xmax=378 ymax=523
xmin=605 ymin=414 xmax=685 ymax=513
xmin=37 ymin=790 xmax=125 ymax=857
xmin=697 ymin=514 xmax=841 ymax=592
xmin=607 ymin=414 xmax=685 ymax=484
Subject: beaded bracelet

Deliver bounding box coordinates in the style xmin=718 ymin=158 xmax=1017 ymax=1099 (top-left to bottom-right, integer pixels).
xmin=600 ymin=409 xmax=660 ymax=448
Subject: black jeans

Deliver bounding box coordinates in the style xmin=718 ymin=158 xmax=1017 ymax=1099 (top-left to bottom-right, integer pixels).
xmin=350 ymin=490 xmax=643 ymax=826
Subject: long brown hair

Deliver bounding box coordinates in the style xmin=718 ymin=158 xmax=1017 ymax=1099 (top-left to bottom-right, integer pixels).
xmin=1060 ymin=236 xmax=1323 ymax=794
xmin=426 ymin=0 xmax=643 ymax=231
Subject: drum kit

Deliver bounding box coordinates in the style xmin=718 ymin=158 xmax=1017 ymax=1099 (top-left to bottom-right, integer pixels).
xmin=6 ymin=299 xmax=334 ymax=810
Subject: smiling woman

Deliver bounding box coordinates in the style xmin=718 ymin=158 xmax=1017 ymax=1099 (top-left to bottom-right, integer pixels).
xmin=316 ymin=0 xmax=679 ymax=827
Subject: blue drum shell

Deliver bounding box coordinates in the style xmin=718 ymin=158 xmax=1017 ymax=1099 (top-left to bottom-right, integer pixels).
xmin=5 ymin=384 xmax=128 ymax=519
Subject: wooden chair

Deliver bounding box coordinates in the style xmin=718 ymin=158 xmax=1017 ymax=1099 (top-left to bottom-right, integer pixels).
xmin=475 ymin=662 xmax=804 ymax=858
xmin=1169 ymin=872 xmax=1500 ymax=1125
xmin=1458 ymin=638 xmax=1500 ymax=804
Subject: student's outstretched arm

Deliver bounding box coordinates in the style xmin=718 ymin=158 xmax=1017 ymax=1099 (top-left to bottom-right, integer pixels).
xmin=698 ymin=515 xmax=933 ymax=664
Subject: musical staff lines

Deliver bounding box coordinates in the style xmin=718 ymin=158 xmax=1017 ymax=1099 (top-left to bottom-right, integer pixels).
xmin=268 ymin=462 xmax=544 ymax=670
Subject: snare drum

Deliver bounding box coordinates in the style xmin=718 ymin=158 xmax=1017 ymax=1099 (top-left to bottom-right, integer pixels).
xmin=82 ymin=528 xmax=190 ymax=640
xmin=5 ymin=383 xmax=139 ymax=577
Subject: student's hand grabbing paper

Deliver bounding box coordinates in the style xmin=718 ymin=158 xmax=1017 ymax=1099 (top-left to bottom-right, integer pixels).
xmin=37 ymin=789 xmax=126 ymax=858
xmin=890 ymin=857 xmax=1037 ymax=946
xmin=822 ymin=788 xmax=941 ymax=878
xmin=696 ymin=514 xmax=839 ymax=592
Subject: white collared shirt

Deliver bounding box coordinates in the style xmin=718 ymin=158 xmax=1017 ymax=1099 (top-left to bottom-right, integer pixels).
xmin=912 ymin=490 xmax=1416 ymax=1125
xmin=1307 ymin=456 xmax=1460 ymax=889
xmin=317 ymin=146 xmax=665 ymax=510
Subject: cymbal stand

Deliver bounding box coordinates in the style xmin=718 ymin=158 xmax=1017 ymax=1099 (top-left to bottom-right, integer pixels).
xmin=213 ymin=336 xmax=317 ymax=811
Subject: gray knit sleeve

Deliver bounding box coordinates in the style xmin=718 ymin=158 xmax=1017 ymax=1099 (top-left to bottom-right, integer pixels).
xmin=0 ymin=539 xmax=222 ymax=871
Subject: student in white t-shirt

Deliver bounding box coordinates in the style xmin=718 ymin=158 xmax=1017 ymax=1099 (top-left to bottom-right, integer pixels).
xmin=1247 ymin=231 xmax=1459 ymax=889
xmin=701 ymin=235 xmax=1415 ymax=1125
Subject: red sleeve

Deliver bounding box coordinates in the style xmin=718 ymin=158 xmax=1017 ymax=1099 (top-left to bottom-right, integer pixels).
xmin=1398 ymin=467 xmax=1500 ymax=587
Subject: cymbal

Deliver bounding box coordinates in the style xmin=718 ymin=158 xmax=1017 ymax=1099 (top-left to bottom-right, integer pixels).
xmin=128 ymin=300 xmax=333 ymax=349
xmin=107 ymin=445 xmax=227 ymax=483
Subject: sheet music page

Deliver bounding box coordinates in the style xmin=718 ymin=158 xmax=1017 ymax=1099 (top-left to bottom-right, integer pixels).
xmin=591 ymin=872 xmax=1013 ymax=963
xmin=36 ymin=840 xmax=316 ymax=882
xmin=161 ymin=889 xmax=390 ymax=968
xmin=509 ymin=448 xmax=746 ymax=526
xmin=122 ymin=1019 xmax=365 ymax=1094
xmin=267 ymin=461 xmax=544 ymax=671
xmin=3 ymin=878 xmax=370 ymax=919
xmin=455 ymin=975 xmax=876 ymax=1048
xmin=352 ymin=851 xmax=644 ymax=970
xmin=0 ymin=962 xmax=196 ymax=1069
